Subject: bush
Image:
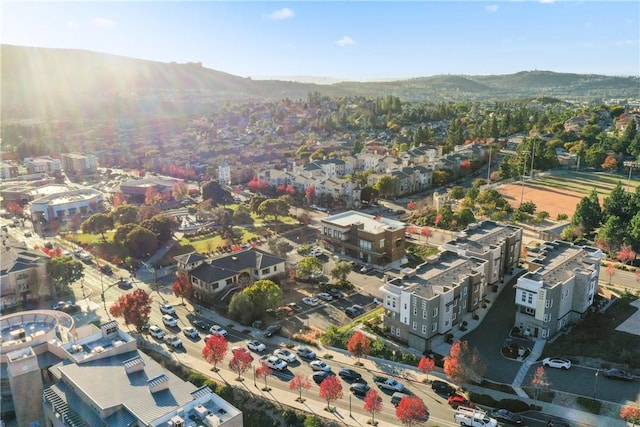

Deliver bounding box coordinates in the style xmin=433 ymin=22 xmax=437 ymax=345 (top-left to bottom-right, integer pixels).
xmin=470 ymin=393 xmax=499 ymax=407
xmin=498 ymin=398 xmax=530 ymax=413
xmin=187 ymin=372 xmax=207 ymax=387
xmin=577 ymin=397 xmax=601 ymax=414
xmin=303 ymin=416 xmax=323 ymax=427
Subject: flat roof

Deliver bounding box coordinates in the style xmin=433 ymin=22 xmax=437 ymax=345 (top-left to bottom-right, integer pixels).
xmin=322 ymin=210 xmax=405 ymax=233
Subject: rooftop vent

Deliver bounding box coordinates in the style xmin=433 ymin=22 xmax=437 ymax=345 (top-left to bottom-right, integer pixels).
xmin=123 ymin=355 xmax=145 ymax=374
xmin=147 ymin=374 xmax=169 ymax=393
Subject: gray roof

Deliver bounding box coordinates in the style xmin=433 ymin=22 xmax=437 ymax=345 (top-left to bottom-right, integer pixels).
xmin=174 ymin=252 xmax=207 ymax=264
xmin=190 ymin=248 xmax=285 ymax=284
xmin=1 ymin=245 xmax=48 ymax=275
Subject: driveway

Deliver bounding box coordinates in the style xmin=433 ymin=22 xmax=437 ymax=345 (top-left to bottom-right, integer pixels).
xmin=462 ymin=275 xmax=524 ymax=384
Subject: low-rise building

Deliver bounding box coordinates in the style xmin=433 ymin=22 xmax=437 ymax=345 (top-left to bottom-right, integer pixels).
xmin=321 ymin=210 xmax=406 ymax=268
xmin=380 ymin=250 xmax=488 ymax=352
xmin=60 ymin=152 xmax=97 ymax=175
xmin=30 ymin=187 xmax=104 ymax=222
xmin=514 ymin=241 xmax=604 ymax=340
xmin=175 ymin=248 xmax=287 ymax=305
xmin=24 ymin=156 xmax=62 ymax=175
xmin=0 ymin=244 xmax=50 ymax=312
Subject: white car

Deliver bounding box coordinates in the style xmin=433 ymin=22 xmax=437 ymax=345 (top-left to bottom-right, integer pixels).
xmin=164 ymin=334 xmax=183 ymax=348
xmin=274 ymin=348 xmax=297 ymax=363
xmin=266 ymin=355 xmax=288 ymax=371
xmin=302 ymin=297 xmax=319 ymax=306
xmin=209 ymin=325 xmax=228 ymax=336
xmin=247 ymin=340 xmax=266 ymax=352
xmin=149 ymin=325 xmax=165 ymax=339
xmin=542 ymin=357 xmax=572 ymax=370
xmin=309 ymin=248 xmax=323 ymax=257
xmin=162 ymin=314 xmax=178 ymax=327
xmin=183 ymin=327 xmax=199 ymax=339
xmin=317 ymin=292 xmax=333 ymax=301
xmin=310 ymin=360 xmax=332 ymax=372
xmin=159 ymin=303 xmax=176 ymax=315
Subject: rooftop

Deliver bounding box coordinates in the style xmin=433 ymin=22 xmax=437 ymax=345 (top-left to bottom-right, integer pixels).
xmin=443 ymin=221 xmax=521 ymax=253
xmin=322 ymin=210 xmax=405 ymax=233
xmin=526 ymin=241 xmax=603 ymax=287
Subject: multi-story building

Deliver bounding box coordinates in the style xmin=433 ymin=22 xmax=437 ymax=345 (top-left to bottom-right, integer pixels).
xmin=30 ymin=188 xmax=104 ymax=222
xmin=514 ymin=241 xmax=604 ymax=340
xmin=321 ymin=211 xmax=406 ymax=268
xmin=380 ymin=250 xmax=488 ymax=352
xmin=60 ymin=152 xmax=97 ymax=175
xmin=0 ymin=244 xmax=50 ymax=312
xmin=24 ymin=156 xmax=62 ymax=175
xmin=441 ymin=221 xmax=523 ymax=286
xmin=0 ymin=162 xmax=19 ymax=180
xmin=118 ymin=177 xmax=181 ymax=203
xmin=175 ymin=248 xmax=287 ymax=305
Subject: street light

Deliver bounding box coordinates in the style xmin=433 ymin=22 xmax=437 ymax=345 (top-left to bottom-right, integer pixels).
xmin=392 ymin=350 xmax=396 ymax=364
xmin=253 ymin=367 xmax=257 ymax=388
xmin=349 ymin=393 xmax=352 ymax=417
xmin=593 ymin=370 xmax=599 ymax=400
xmin=624 ymin=161 xmax=639 ymax=192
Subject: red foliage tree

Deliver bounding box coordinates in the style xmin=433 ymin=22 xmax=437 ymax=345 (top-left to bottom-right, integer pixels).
xmin=305 ymin=185 xmax=315 ymax=202
xmin=202 ymin=334 xmax=228 ymax=372
xmin=228 ymin=349 xmax=253 ymax=380
xmin=364 ymin=389 xmax=383 ymax=424
xmin=289 ymin=373 xmax=311 ymax=402
xmin=418 ymin=356 xmax=435 ymax=381
xmin=145 ymin=187 xmax=161 ymax=205
xmin=112 ymin=192 xmax=126 ymax=207
xmin=620 ymin=405 xmax=640 ymax=426
xmin=395 ymin=395 xmax=427 ymax=426
xmin=601 ymin=155 xmax=618 ymax=170
xmin=459 ymin=159 xmax=472 ymax=176
xmin=285 ymin=184 xmax=295 ymax=195
xmin=172 ymin=271 xmax=193 ymax=304
xmin=421 ymin=226 xmax=433 ymax=243
xmin=277 ymin=184 xmax=285 ymax=194
xmin=606 ymin=263 xmax=616 ymax=285
xmin=406 ymin=200 xmax=416 ymax=210
xmin=108 ymin=289 xmax=152 ymax=331
xmin=617 ymin=244 xmax=637 ymax=264
xmin=7 ymin=201 xmax=23 ymax=216
xmin=318 ymin=375 xmax=343 ymax=411
xmin=443 ymin=340 xmax=487 ymax=384
xmin=256 ymin=362 xmax=273 ymax=391
xmin=434 ymin=214 xmax=443 ymax=227
xmin=347 ymin=331 xmax=371 ymax=363
xmin=530 ymin=366 xmax=551 ymax=406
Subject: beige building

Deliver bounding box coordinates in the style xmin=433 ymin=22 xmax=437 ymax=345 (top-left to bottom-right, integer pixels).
xmin=0 ymin=244 xmax=50 ymax=312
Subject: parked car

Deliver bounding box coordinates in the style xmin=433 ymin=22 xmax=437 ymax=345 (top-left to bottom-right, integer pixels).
xmin=287 ymin=302 xmax=303 ymax=312
xmin=603 ymin=368 xmax=634 ymax=381
xmin=99 ymin=265 xmax=113 ymax=275
xmin=317 ymin=292 xmax=333 ymax=301
xmin=149 ymin=325 xmax=165 ymax=339
xmin=247 ymin=341 xmax=266 ymax=352
xmin=391 ymin=392 xmax=412 ymax=407
xmin=431 ymin=380 xmax=456 ymax=396
xmin=448 ymin=394 xmax=476 ymax=409
xmin=312 ymin=371 xmax=335 ymax=385
xmin=159 ymin=303 xmax=176 ymax=315
xmin=276 ymin=306 xmax=294 ymax=317
xmin=542 ymin=357 xmax=572 ymax=370
xmin=192 ymin=319 xmax=211 ymax=331
xmin=296 ymin=347 xmax=317 ymax=360
xmin=328 ymin=288 xmax=344 ymax=298
xmin=360 ymin=264 xmax=372 ymax=273
xmin=162 ymin=314 xmax=178 ymax=327
xmin=52 ymin=301 xmax=70 ymax=311
xmin=164 ymin=334 xmax=183 ymax=348
xmin=209 ymin=325 xmax=228 ymax=336
xmin=183 ymin=327 xmax=199 ymax=339
xmin=274 ymin=349 xmax=297 ymax=363
xmin=338 ymin=368 xmax=362 ymax=382
xmin=345 ymin=304 xmax=364 ymax=318
xmin=350 ymin=382 xmax=371 ymax=397
xmin=264 ymin=324 xmax=281 ymax=337
xmin=117 ymin=278 xmax=133 ymax=289
xmin=266 ymin=355 xmax=287 ymax=371
xmin=310 ymin=360 xmax=331 ymax=372
xmin=302 ymin=297 xmax=319 ymax=306
xmin=491 ymin=409 xmax=523 ymax=425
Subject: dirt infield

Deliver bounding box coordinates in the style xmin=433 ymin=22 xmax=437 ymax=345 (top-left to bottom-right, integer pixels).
xmin=497 ymin=180 xmax=584 ymax=219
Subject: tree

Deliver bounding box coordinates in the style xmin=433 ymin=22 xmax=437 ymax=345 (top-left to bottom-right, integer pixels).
xmin=406 ymin=200 xmax=416 ymax=210
xmin=227 ymin=292 xmax=256 ymax=325
xmin=443 ymin=340 xmax=487 ymax=384
xmin=449 ymin=185 xmax=465 ymax=200
xmin=620 ymin=405 xmax=640 ymax=426
xmin=202 ymin=334 xmax=228 ymax=372
xmin=172 ymin=271 xmax=192 ymax=304
xmin=617 ymin=244 xmax=637 ymax=265
xmin=530 ymin=366 xmax=551 ymax=407
xmin=267 ymin=238 xmax=293 ymax=258
xmin=597 ymin=215 xmax=625 ymax=253
xmin=256 ymin=362 xmax=273 ymax=391
xmin=418 ymin=356 xmax=435 ymax=382
xmin=364 ymin=389 xmax=383 ymax=425
xmin=111 ymin=204 xmax=138 ymax=225
xmin=228 ymin=349 xmax=253 ymax=380
xmin=49 ymin=257 xmax=84 ymax=295
xmin=347 ymin=331 xmax=371 ymax=364
xmin=257 ymin=197 xmax=290 ymax=222
xmin=395 ymin=395 xmax=427 ymax=426
xmin=296 ymin=256 xmax=323 ymax=279
xmin=289 ymin=373 xmax=312 ymax=402
xmin=108 ymin=289 xmax=152 ymax=331
xmin=305 ymin=185 xmax=316 ymax=203
xmin=126 ymin=226 xmax=158 ymax=259
xmin=243 ymin=279 xmax=282 ymax=313
xmin=603 ymin=182 xmax=632 ymax=223
xmin=81 ymin=213 xmax=113 ymax=241
xmin=202 ymin=180 xmax=233 ymax=205
xmin=330 ymin=260 xmax=352 ymax=284
xmin=601 ymin=155 xmax=618 ymax=171
xmin=421 ymin=227 xmax=433 ymax=244
xmin=233 ymin=204 xmax=253 ymax=225
xmin=519 ymin=201 xmax=537 ymax=215
xmin=318 ymin=375 xmax=343 ymax=411
xmin=113 ymin=223 xmax=137 ymax=246
xmin=141 ymin=214 xmax=178 ymax=244
xmin=144 ymin=186 xmax=162 ymax=205
xmin=171 ymin=181 xmax=188 ymax=200
xmin=606 ymin=263 xmax=616 ymax=285
xmin=374 ymin=175 xmax=400 ymax=198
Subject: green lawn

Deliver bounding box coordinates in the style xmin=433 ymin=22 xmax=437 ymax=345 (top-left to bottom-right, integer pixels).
xmin=534 ymin=171 xmax=640 ymax=198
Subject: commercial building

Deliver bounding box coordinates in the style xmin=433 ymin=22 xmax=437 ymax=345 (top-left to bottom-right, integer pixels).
xmin=60 ymin=152 xmax=97 ymax=175
xmin=321 ymin=210 xmax=406 ymax=268
xmin=30 ymin=188 xmax=105 ymax=222
xmin=0 ymin=244 xmax=50 ymax=312
xmin=380 ymin=250 xmax=488 ymax=352
xmin=24 ymin=156 xmax=62 ymax=175
xmin=514 ymin=241 xmax=604 ymax=339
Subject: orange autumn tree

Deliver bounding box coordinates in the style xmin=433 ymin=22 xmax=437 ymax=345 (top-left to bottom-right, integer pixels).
xmin=347 ymin=331 xmax=371 ymax=364
xmin=418 ymin=356 xmax=435 ymax=382
xmin=318 ymin=375 xmax=343 ymax=411
xmin=289 ymin=373 xmax=311 ymax=402
xmin=364 ymin=389 xmax=383 ymax=425
xmin=443 ymin=340 xmax=487 ymax=384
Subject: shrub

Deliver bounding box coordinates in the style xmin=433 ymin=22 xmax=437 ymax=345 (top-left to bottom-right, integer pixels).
xmin=577 ymin=397 xmax=601 ymax=414
xmin=498 ymin=398 xmax=530 ymax=412
xmin=187 ymin=372 xmax=207 ymax=387
xmin=470 ymin=393 xmax=498 ymax=407
xmin=303 ymin=416 xmax=323 ymax=427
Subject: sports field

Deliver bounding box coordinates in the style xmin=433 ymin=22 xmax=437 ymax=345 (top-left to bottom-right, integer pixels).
xmin=497 ymin=170 xmax=640 ymax=219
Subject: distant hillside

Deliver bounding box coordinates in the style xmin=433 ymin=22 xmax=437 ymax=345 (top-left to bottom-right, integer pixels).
xmin=2 ymin=45 xmax=639 ymax=120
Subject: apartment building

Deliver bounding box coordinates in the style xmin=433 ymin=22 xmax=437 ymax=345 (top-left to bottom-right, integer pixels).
xmin=321 ymin=211 xmax=406 ymax=268
xmin=380 ymin=250 xmax=488 ymax=352
xmin=514 ymin=241 xmax=604 ymax=340
xmin=0 ymin=244 xmax=50 ymax=312
xmin=175 ymin=248 xmax=286 ymax=305
xmin=24 ymin=156 xmax=62 ymax=175
xmin=60 ymin=152 xmax=97 ymax=175
xmin=441 ymin=221 xmax=523 ymax=286
xmin=0 ymin=162 xmax=19 ymax=180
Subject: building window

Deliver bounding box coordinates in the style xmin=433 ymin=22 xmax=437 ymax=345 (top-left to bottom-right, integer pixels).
xmin=413 ymin=306 xmax=417 ymax=315
xmin=390 ymin=326 xmax=395 ymax=335
xmin=463 ymin=287 xmax=467 ymax=296
xmin=541 ymin=329 xmax=547 ymax=338
xmin=422 ymin=325 xmax=427 ymax=334
xmin=432 ymin=308 xmax=438 ymax=317
xmin=226 ymin=278 xmax=233 ymax=285
xmin=462 ymin=301 xmax=467 ymax=309
xmin=524 ymin=307 xmax=535 ymax=315
xmin=423 ymin=310 xmax=427 ymax=319
xmin=543 ymin=313 xmax=550 ymax=322
xmin=412 ymin=321 xmax=417 ymax=330
xmin=380 ymin=239 xmax=385 ymax=248
xmin=545 ymin=299 xmax=552 ymax=308
xmin=473 ymin=298 xmax=478 ymax=305
xmin=396 ymin=328 xmax=401 ymax=337
xmin=521 ymin=292 xmax=527 ymax=303
xmin=528 ymin=294 xmax=533 ymax=304
xmin=431 ymin=323 xmax=437 ymax=332
xmin=359 ymin=240 xmax=372 ymax=251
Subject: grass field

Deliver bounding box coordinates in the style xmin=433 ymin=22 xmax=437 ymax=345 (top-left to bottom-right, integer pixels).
xmin=497 ymin=170 xmax=640 ymax=219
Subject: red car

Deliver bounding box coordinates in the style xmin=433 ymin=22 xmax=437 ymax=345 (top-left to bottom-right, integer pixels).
xmin=447 ymin=394 xmax=476 ymax=409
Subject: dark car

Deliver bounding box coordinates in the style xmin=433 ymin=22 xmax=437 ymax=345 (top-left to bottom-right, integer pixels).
xmin=117 ymin=278 xmax=133 ymax=289
xmin=431 ymin=380 xmax=456 ymax=396
xmin=338 ymin=368 xmax=363 ymax=382
xmin=99 ymin=265 xmax=113 ymax=275
xmin=264 ymin=324 xmax=282 ymax=337
xmin=350 ymin=382 xmax=371 ymax=397
xmin=312 ymin=371 xmax=335 ymax=385
xmin=296 ymin=347 xmax=317 ymax=360
xmin=345 ymin=305 xmax=364 ymax=318
xmin=603 ymin=368 xmax=634 ymax=381
xmin=192 ymin=319 xmax=211 ymax=331
xmin=491 ymin=409 xmax=523 ymax=425
xmin=328 ymin=288 xmax=344 ymax=298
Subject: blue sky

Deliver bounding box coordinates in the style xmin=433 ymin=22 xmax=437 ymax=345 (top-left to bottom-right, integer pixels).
xmin=2 ymin=1 xmax=639 ymax=80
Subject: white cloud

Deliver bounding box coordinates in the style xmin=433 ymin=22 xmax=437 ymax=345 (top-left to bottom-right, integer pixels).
xmin=65 ymin=20 xmax=80 ymax=30
xmin=268 ymin=8 xmax=294 ymax=21
xmin=615 ymin=39 xmax=638 ymax=46
xmin=336 ymin=36 xmax=356 ymax=47
xmin=91 ymin=18 xmax=116 ymax=29
xmin=539 ymin=0 xmax=555 ymax=4
xmin=485 ymin=5 xmax=499 ymax=12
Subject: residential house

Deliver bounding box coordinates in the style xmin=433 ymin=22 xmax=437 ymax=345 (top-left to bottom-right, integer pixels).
xmin=320 ymin=211 xmax=406 ymax=268
xmin=514 ymin=241 xmax=604 ymax=339
xmin=175 ymin=248 xmax=286 ymax=305
xmin=380 ymin=250 xmax=488 ymax=352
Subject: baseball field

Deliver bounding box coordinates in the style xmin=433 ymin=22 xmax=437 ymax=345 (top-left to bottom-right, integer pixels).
xmin=496 ymin=170 xmax=640 ymax=219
